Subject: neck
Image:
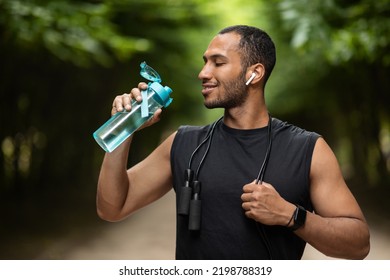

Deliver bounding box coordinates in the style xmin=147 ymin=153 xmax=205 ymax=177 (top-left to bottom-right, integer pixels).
xmin=223 ymin=106 xmax=270 ymax=129
xmin=223 ymin=88 xmax=269 ymax=129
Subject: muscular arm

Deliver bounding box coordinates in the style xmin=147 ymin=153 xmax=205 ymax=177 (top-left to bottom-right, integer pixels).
xmin=96 ymin=132 xmax=175 ymax=221
xmin=242 ymin=137 xmax=370 ymax=259
xmin=294 ymin=137 xmax=370 ymax=259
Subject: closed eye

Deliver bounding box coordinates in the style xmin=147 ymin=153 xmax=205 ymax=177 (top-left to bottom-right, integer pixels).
xmin=202 ymin=54 xmax=228 ymax=67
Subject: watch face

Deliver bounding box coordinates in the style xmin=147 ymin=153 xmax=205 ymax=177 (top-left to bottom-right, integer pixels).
xmin=291 ymin=205 xmax=307 ymax=231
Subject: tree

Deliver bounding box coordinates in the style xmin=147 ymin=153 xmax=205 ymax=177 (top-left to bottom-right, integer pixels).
xmin=0 ymin=0 xmax=213 ymax=194
xmin=266 ymin=0 xmax=390 ymax=187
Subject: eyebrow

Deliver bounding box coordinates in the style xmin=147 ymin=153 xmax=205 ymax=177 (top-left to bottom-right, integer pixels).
xmin=203 ymin=53 xmax=228 ymax=62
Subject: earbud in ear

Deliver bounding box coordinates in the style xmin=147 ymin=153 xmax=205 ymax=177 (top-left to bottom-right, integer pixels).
xmin=245 ymin=73 xmax=256 ymax=85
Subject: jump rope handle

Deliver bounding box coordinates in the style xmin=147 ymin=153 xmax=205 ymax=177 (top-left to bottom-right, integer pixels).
xmin=178 ymin=169 xmax=193 ymax=215
xmin=189 ymin=181 xmax=202 ymax=231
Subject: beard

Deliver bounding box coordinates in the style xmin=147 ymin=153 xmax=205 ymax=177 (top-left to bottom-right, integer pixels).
xmin=204 ymin=71 xmax=248 ymax=109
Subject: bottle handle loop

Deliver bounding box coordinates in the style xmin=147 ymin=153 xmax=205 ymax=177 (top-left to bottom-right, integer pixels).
xmin=141 ymin=88 xmax=149 ymax=118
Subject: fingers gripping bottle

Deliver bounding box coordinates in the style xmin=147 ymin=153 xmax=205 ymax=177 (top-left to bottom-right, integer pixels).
xmin=93 ymin=62 xmax=173 ymax=153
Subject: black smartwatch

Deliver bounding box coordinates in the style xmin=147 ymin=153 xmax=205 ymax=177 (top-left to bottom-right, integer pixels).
xmin=290 ymin=204 xmax=307 ymax=231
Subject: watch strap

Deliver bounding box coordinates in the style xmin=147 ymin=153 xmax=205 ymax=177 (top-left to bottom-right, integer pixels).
xmin=289 ymin=204 xmax=307 ymax=231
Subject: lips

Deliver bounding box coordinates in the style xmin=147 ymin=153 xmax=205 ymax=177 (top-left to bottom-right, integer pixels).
xmin=201 ymin=83 xmax=217 ymax=95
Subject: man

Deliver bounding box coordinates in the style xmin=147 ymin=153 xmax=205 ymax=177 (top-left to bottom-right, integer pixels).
xmin=96 ymin=25 xmax=370 ymax=259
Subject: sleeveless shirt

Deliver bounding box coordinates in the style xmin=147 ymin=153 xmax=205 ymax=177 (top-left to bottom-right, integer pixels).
xmin=170 ymin=118 xmax=320 ymax=259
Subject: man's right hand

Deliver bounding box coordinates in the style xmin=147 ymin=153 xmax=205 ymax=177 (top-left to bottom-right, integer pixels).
xmin=111 ymin=82 xmax=163 ymax=130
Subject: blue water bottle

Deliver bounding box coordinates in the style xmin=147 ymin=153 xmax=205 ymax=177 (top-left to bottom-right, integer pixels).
xmin=93 ymin=62 xmax=173 ymax=153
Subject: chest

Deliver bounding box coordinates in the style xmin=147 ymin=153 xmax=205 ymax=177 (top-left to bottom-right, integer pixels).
xmin=190 ymin=131 xmax=310 ymax=206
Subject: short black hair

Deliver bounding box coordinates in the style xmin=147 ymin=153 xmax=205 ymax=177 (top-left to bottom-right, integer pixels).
xmin=218 ymin=25 xmax=276 ymax=85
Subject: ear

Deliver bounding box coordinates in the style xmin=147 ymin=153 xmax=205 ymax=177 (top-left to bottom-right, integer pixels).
xmin=245 ymin=63 xmax=265 ymax=85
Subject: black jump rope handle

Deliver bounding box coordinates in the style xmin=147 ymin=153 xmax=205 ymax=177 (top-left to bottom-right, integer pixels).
xmin=178 ymin=169 xmax=193 ymax=215
xmin=177 ymin=170 xmax=202 ymax=230
xmin=189 ymin=181 xmax=201 ymax=231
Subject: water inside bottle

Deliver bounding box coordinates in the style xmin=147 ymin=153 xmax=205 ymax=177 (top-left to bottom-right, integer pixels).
xmin=93 ymin=95 xmax=161 ymax=152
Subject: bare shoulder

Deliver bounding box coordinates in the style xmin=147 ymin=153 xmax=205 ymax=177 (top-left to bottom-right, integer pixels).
xmin=310 ymin=137 xmax=365 ymax=219
xmin=310 ymin=137 xmax=341 ymax=180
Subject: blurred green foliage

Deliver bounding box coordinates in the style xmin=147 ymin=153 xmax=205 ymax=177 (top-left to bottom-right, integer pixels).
xmin=0 ymin=0 xmax=209 ymax=195
xmin=266 ymin=0 xmax=390 ymax=187
xmin=1 ymin=0 xmax=144 ymax=66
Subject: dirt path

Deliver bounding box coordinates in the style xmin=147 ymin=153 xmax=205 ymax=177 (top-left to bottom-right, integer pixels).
xmin=48 ymin=190 xmax=389 ymax=260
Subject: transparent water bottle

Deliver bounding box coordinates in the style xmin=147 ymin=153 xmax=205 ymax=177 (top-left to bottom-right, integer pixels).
xmin=93 ymin=62 xmax=173 ymax=152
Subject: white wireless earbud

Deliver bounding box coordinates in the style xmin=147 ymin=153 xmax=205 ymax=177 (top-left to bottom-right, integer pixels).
xmin=245 ymin=73 xmax=256 ymax=85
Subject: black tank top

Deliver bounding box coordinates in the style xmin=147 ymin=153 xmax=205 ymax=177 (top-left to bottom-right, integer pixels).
xmin=170 ymin=118 xmax=320 ymax=259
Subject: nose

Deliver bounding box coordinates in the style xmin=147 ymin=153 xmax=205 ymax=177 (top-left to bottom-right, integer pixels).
xmin=198 ymin=63 xmax=212 ymax=81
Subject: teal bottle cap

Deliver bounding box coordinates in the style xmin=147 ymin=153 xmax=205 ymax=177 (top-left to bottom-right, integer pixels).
xmin=149 ymin=82 xmax=173 ymax=107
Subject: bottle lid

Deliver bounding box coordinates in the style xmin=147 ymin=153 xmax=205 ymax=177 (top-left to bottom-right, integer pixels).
xmin=140 ymin=61 xmax=161 ymax=83
xmin=149 ymin=82 xmax=173 ymax=108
